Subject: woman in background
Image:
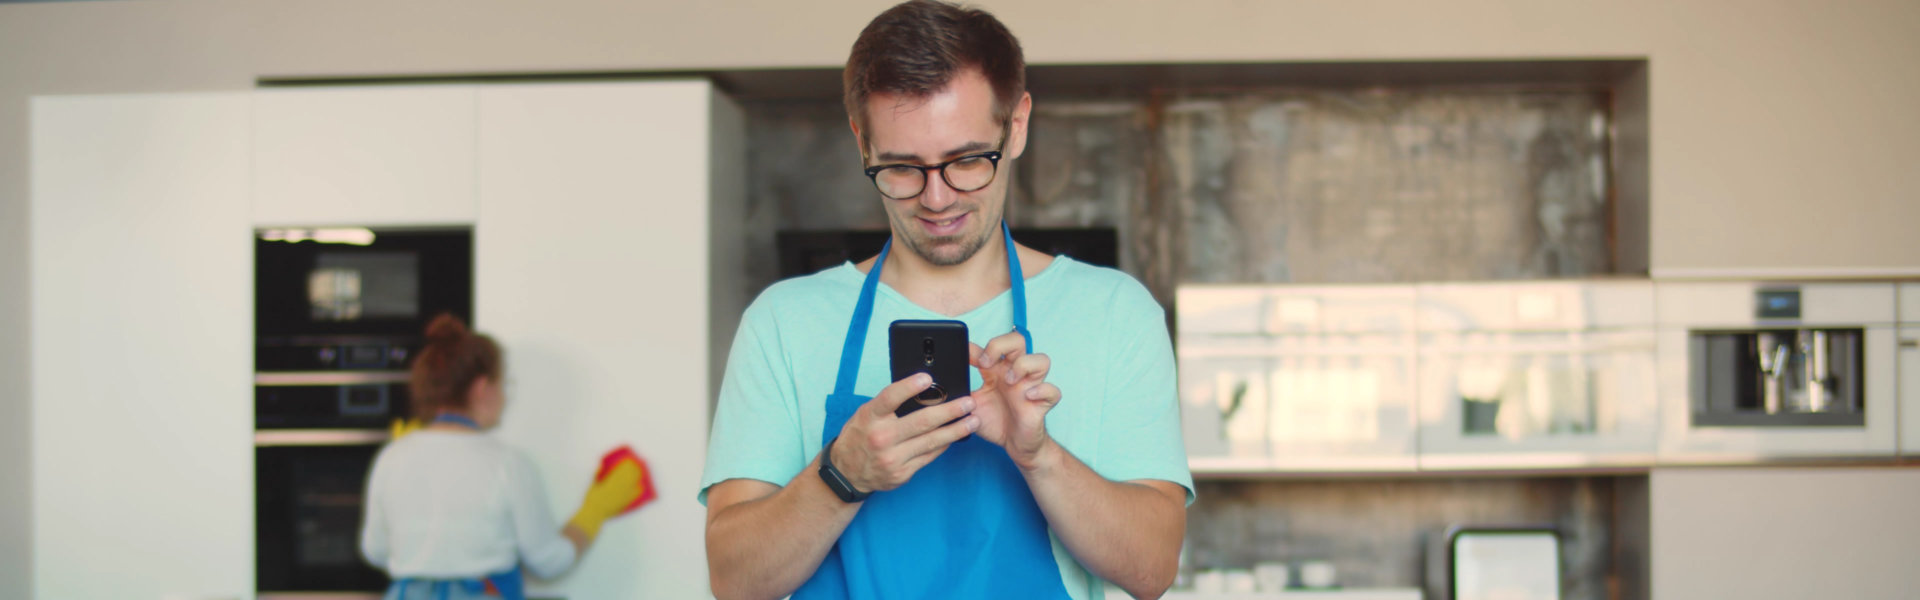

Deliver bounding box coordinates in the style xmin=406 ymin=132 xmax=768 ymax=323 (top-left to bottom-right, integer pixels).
xmin=360 ymin=314 xmax=643 ymax=600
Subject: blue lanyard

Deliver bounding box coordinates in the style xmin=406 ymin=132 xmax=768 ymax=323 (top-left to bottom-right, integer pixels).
xmin=432 ymin=413 xmax=481 ymax=430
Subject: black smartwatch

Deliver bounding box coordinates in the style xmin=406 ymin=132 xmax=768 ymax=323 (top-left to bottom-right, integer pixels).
xmin=818 ymin=436 xmax=870 ymax=503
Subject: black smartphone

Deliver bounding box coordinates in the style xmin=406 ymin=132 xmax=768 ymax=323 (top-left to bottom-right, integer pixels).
xmin=888 ymin=319 xmax=971 ymax=419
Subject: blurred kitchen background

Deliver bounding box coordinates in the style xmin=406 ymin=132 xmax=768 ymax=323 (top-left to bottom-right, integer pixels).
xmin=4 ymin=1 xmax=1919 ymax=600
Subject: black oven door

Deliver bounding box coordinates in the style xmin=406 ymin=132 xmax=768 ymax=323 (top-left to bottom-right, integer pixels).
xmin=256 ymin=442 xmax=389 ymax=593
xmin=256 ymin=229 xmax=472 ymax=341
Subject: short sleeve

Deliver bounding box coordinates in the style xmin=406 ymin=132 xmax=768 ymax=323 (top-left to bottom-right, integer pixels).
xmin=699 ymin=295 xmax=807 ymax=505
xmin=1094 ymin=283 xmax=1195 ymax=505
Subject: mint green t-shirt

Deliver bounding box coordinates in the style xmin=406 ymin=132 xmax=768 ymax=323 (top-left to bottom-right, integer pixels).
xmin=699 ymin=255 xmax=1193 ymax=600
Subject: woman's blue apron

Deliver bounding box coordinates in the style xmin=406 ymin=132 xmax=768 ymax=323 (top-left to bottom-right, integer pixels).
xmin=386 ymin=570 xmax=524 ymax=600
xmin=793 ymin=222 xmax=1070 ymax=599
xmin=385 ymin=414 xmax=529 ymax=600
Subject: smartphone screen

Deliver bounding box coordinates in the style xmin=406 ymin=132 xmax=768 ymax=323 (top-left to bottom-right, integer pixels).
xmin=888 ymin=319 xmax=971 ymax=418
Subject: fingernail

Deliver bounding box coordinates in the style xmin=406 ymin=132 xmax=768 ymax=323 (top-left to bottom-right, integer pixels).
xmin=1004 ymin=370 xmax=1019 ymax=384
xmin=1026 ymin=387 xmax=1042 ymax=399
xmin=960 ymin=398 xmax=975 ymax=412
xmin=916 ymin=373 xmax=932 ymax=385
xmin=966 ymin=416 xmax=980 ymax=431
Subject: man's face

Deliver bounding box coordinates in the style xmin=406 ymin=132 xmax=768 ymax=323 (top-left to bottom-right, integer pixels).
xmin=856 ymin=68 xmax=1030 ymax=267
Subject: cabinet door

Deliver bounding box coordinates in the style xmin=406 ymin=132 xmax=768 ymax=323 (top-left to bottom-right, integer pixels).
xmin=477 ymin=81 xmax=734 ymax=598
xmin=1414 ymin=282 xmax=1661 ymax=469
xmin=1177 ymin=286 xmax=1420 ymax=473
xmin=31 ymin=93 xmax=253 ymax=599
xmin=254 ymin=86 xmax=476 ymax=227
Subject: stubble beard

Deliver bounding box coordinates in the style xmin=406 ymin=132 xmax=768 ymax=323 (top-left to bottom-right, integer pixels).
xmin=892 ymin=206 xmax=998 ymax=268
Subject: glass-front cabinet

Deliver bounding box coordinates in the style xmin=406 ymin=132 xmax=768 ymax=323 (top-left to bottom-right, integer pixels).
xmin=1177 ymin=285 xmax=1420 ymax=473
xmin=1177 ymin=281 xmax=1660 ymax=475
xmin=1412 ymin=281 xmax=1661 ymax=469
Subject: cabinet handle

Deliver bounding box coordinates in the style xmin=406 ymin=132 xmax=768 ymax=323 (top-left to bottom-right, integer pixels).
xmin=1901 ymin=339 xmax=1919 ymax=349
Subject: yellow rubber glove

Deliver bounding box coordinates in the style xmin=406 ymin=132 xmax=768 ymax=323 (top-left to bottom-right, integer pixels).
xmin=389 ymin=417 xmax=424 ymax=440
xmin=566 ymin=458 xmax=645 ymax=540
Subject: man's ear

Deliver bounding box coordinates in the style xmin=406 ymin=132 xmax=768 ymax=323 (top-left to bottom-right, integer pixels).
xmin=849 ymin=116 xmax=869 ymax=163
xmin=1005 ymin=92 xmax=1033 ymax=160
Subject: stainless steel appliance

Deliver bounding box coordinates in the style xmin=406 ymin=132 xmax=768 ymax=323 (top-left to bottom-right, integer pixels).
xmin=1691 ymin=324 xmax=1865 ymax=426
xmin=254 ymin=227 xmax=472 ymax=596
xmin=1657 ymin=282 xmax=1899 ymax=460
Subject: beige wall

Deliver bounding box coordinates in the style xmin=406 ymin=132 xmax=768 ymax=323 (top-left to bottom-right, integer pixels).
xmin=1651 ymin=467 xmax=1920 ymax=598
xmin=3 ymin=1 xmax=1917 ymax=597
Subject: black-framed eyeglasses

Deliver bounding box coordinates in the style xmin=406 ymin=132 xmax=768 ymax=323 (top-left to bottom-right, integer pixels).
xmin=863 ymin=151 xmax=1003 ymax=200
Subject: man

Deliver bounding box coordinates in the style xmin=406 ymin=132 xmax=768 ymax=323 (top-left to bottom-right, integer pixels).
xmin=699 ymin=2 xmax=1191 ymax=599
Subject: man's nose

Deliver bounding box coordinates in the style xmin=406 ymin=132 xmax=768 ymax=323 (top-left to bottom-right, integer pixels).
xmin=919 ymin=171 xmax=960 ymax=212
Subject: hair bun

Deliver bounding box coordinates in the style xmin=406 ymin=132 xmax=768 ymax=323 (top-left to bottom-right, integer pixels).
xmin=424 ymin=313 xmax=469 ymax=343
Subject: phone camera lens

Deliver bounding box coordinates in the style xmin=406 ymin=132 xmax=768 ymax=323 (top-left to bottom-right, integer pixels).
xmin=922 ymin=337 xmax=936 ymax=365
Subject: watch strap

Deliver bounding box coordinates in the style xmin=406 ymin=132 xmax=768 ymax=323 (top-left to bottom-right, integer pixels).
xmin=818 ymin=436 xmax=870 ymax=503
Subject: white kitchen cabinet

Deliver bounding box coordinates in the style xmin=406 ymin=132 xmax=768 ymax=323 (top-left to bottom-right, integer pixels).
xmin=476 ymin=81 xmax=744 ymax=598
xmin=1178 ymin=285 xmax=1421 ymax=473
xmin=30 ymin=94 xmax=254 ymax=599
xmin=253 ymin=86 xmax=477 ymax=227
xmin=1654 ymin=282 xmax=1900 ymax=462
xmin=1414 ymin=281 xmax=1661 ymax=470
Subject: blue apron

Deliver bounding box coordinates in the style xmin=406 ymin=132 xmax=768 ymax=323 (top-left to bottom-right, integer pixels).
xmin=793 ymin=222 xmax=1070 ymax=599
xmin=387 ymin=414 xmax=529 ymax=600
xmin=387 ymin=571 xmax=524 ymax=600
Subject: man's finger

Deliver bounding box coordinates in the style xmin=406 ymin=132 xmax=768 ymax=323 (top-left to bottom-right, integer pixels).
xmin=895 ymin=394 xmax=975 ymax=437
xmin=1022 ymin=382 xmax=1063 ymax=408
xmin=976 ymin=330 xmax=1028 ymax=369
xmin=1001 ymin=353 xmax=1051 ymax=386
xmin=867 ymin=372 xmax=934 ymax=417
xmin=901 ymin=417 xmax=978 ymax=465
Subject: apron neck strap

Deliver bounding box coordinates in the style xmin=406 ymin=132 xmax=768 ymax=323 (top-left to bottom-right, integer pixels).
xmin=833 ymin=223 xmax=1030 ymax=396
xmin=833 ymin=240 xmax=891 ymax=397
xmin=1002 ymin=220 xmax=1033 ymax=354
xmin=432 ymin=413 xmax=481 ymax=431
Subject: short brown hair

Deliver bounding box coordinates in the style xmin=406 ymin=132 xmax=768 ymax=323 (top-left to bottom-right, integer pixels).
xmin=408 ymin=314 xmax=502 ymax=420
xmin=843 ymin=0 xmax=1026 ymax=140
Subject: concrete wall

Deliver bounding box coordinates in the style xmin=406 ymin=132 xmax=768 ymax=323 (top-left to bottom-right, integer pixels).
xmin=1651 ymin=467 xmax=1920 ymax=599
xmin=5 ymin=1 xmax=1919 ymax=598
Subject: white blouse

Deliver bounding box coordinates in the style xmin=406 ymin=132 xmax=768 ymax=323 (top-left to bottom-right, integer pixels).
xmin=360 ymin=430 xmax=577 ymax=579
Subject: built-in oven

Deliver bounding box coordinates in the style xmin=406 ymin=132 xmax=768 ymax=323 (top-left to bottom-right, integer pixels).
xmin=257 ymin=227 xmax=473 ymax=345
xmin=255 ymin=227 xmax=472 ymax=596
xmin=255 ymin=435 xmax=389 ymax=595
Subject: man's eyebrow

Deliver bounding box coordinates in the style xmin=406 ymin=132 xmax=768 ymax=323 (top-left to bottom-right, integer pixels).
xmin=874 ymin=140 xmax=997 ymax=164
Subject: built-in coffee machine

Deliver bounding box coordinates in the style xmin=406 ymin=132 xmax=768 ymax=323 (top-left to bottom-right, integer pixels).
xmin=1689 ymin=287 xmax=1866 ymax=426
xmin=1656 ymin=282 xmax=1900 ymax=460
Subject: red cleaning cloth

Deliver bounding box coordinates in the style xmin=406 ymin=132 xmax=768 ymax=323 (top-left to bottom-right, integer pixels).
xmin=594 ymin=445 xmax=658 ymax=515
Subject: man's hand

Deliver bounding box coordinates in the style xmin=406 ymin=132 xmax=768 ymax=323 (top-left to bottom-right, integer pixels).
xmin=831 ymin=372 xmax=980 ymax=495
xmin=968 ymin=329 xmax=1062 ymax=471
